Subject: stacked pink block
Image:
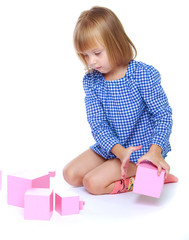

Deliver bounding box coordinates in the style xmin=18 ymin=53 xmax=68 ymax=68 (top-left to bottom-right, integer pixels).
xmin=7 ymin=170 xmax=85 ymax=220
xmin=133 ymin=161 xmax=165 ymax=198
xmin=24 ymin=188 xmax=53 ymax=220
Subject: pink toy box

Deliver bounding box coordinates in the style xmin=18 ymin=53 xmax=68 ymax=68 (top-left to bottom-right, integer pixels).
xmin=0 ymin=170 xmax=2 ymax=190
xmin=24 ymin=188 xmax=53 ymax=221
xmin=55 ymin=190 xmax=85 ymax=216
xmin=133 ymin=161 xmax=165 ymax=198
xmin=7 ymin=170 xmax=55 ymax=207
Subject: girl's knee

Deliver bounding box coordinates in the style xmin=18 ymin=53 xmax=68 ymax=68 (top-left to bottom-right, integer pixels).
xmin=83 ymin=174 xmax=102 ymax=195
xmin=63 ymin=164 xmax=82 ymax=187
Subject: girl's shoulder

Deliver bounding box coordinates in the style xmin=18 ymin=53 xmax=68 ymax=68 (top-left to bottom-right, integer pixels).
xmin=131 ymin=60 xmax=160 ymax=77
xmin=83 ymin=69 xmax=102 ymax=80
xmin=130 ymin=60 xmax=161 ymax=87
xmin=83 ymin=70 xmax=103 ymax=90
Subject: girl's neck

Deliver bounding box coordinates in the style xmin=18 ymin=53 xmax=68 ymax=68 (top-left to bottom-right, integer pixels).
xmin=103 ymin=65 xmax=128 ymax=81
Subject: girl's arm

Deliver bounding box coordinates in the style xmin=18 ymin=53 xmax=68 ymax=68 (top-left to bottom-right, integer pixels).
xmin=137 ymin=65 xmax=173 ymax=154
xmin=136 ymin=66 xmax=172 ymax=177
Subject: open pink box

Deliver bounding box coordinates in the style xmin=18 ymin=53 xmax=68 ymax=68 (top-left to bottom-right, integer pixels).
xmin=133 ymin=161 xmax=165 ymax=198
xmin=7 ymin=170 xmax=55 ymax=207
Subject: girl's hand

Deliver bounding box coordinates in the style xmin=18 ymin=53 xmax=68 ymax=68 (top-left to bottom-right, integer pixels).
xmin=137 ymin=144 xmax=170 ymax=178
xmin=119 ymin=145 xmax=143 ymax=179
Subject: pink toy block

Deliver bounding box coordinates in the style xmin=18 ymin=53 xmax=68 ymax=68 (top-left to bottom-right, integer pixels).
xmin=49 ymin=171 xmax=56 ymax=177
xmin=55 ymin=191 xmax=85 ymax=216
xmin=24 ymin=188 xmax=53 ymax=221
xmin=133 ymin=161 xmax=165 ymax=198
xmin=7 ymin=170 xmax=55 ymax=207
xmin=79 ymin=200 xmax=85 ymax=210
xmin=0 ymin=170 xmax=2 ymax=190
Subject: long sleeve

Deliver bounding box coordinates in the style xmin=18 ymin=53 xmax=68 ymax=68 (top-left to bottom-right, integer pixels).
xmin=137 ymin=65 xmax=173 ymax=154
xmin=83 ymin=73 xmax=120 ymax=155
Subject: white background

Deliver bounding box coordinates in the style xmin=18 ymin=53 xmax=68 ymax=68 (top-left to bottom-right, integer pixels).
xmin=0 ymin=0 xmax=189 ymax=239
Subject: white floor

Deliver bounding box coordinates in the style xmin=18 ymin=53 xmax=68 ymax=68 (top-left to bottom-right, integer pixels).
xmin=0 ymin=169 xmax=188 ymax=240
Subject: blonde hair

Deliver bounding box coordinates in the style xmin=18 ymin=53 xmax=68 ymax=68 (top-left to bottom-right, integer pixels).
xmin=73 ymin=6 xmax=137 ymax=71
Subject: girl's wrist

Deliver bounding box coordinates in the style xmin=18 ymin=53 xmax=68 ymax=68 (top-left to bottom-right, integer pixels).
xmin=111 ymin=144 xmax=125 ymax=161
xmin=149 ymin=144 xmax=162 ymax=154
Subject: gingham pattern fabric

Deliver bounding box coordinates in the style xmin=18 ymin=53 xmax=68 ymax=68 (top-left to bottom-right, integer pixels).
xmin=83 ymin=60 xmax=173 ymax=163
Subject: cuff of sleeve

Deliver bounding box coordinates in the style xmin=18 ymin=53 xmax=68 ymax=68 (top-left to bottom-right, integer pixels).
xmin=106 ymin=140 xmax=120 ymax=156
xmin=97 ymin=137 xmax=120 ymax=156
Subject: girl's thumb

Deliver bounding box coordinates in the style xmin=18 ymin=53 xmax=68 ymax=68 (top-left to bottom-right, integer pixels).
xmin=129 ymin=145 xmax=143 ymax=153
xmin=136 ymin=155 xmax=146 ymax=166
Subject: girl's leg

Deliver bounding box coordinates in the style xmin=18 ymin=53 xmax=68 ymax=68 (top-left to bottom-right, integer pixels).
xmin=64 ymin=149 xmax=178 ymax=195
xmin=82 ymin=159 xmax=178 ymax=195
xmin=83 ymin=158 xmax=137 ymax=195
xmin=63 ymin=149 xmax=106 ymax=187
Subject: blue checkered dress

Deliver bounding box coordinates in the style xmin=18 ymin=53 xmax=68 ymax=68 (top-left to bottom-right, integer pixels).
xmin=83 ymin=60 xmax=172 ymax=163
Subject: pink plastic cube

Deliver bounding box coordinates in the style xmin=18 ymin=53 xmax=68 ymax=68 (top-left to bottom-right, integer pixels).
xmin=55 ymin=191 xmax=85 ymax=216
xmin=7 ymin=170 xmax=55 ymax=207
xmin=24 ymin=188 xmax=53 ymax=221
xmin=133 ymin=161 xmax=165 ymax=198
xmin=0 ymin=170 xmax=2 ymax=190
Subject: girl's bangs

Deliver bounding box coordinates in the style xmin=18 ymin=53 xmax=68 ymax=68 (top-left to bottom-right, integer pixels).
xmin=75 ymin=26 xmax=102 ymax=53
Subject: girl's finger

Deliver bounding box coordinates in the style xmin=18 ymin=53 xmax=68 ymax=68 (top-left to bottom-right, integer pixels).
xmin=136 ymin=156 xmax=146 ymax=166
xmin=129 ymin=145 xmax=143 ymax=153
xmin=160 ymin=162 xmax=170 ymax=179
xmin=157 ymin=165 xmax=162 ymax=176
xmin=121 ymin=161 xmax=129 ymax=179
xmin=121 ymin=167 xmax=126 ymax=179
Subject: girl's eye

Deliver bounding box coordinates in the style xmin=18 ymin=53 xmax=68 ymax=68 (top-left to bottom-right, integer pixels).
xmin=95 ymin=52 xmax=101 ymax=56
xmin=83 ymin=54 xmax=88 ymax=58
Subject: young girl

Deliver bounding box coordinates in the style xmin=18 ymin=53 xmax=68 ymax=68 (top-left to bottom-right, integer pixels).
xmin=63 ymin=6 xmax=178 ymax=195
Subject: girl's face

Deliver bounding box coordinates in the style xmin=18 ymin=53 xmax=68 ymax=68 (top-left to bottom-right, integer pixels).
xmin=82 ymin=43 xmax=112 ymax=74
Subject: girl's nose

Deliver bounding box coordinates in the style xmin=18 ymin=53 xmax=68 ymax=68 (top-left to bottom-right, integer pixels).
xmin=88 ymin=56 xmax=96 ymax=67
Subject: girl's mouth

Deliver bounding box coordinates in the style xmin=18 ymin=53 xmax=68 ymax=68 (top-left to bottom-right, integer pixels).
xmin=96 ymin=67 xmax=102 ymax=70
